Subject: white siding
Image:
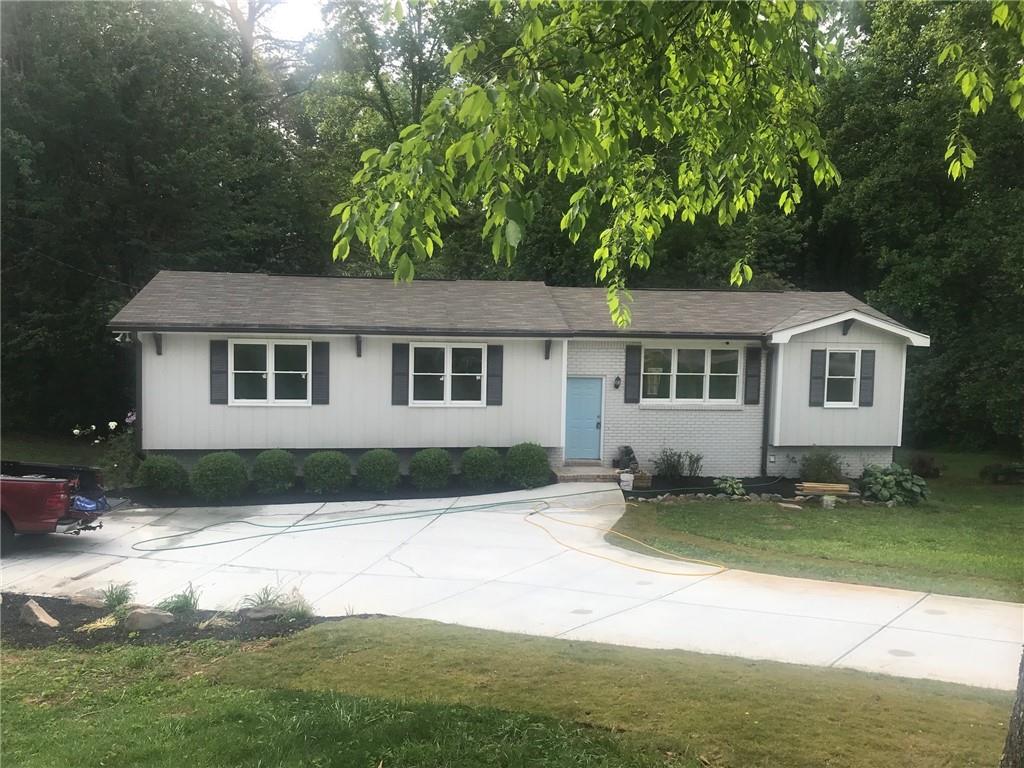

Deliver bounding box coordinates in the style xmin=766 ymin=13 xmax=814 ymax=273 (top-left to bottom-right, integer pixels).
xmin=773 ymin=323 xmax=905 ymax=447
xmin=566 ymin=340 xmax=765 ymax=476
xmin=141 ymin=333 xmax=563 ymax=451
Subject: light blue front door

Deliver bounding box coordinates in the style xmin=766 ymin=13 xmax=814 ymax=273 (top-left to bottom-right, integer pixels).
xmin=565 ymin=377 xmax=603 ymax=460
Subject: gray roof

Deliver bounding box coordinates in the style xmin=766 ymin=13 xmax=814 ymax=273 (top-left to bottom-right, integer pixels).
xmin=109 ymin=270 xmax=908 ymax=339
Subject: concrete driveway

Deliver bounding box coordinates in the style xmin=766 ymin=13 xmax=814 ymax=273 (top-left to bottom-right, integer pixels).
xmin=2 ymin=483 xmax=1020 ymax=690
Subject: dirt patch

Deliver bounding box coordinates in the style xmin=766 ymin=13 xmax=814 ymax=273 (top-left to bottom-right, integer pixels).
xmin=0 ymin=592 xmax=380 ymax=649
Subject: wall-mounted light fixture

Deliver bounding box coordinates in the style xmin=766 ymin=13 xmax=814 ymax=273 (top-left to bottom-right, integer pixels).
xmin=614 ymin=375 xmax=622 ymax=389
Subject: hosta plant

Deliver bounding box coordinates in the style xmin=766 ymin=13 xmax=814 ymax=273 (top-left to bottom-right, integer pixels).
xmin=861 ymin=464 xmax=928 ymax=505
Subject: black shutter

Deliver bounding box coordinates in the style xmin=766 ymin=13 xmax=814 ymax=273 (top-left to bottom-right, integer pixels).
xmin=486 ymin=345 xmax=503 ymax=405
xmin=311 ymin=342 xmax=329 ymax=404
xmin=859 ymin=349 xmax=875 ymax=407
xmin=210 ymin=340 xmax=228 ymax=404
xmin=624 ymin=345 xmax=641 ymax=404
xmin=809 ymin=349 xmax=826 ymax=407
xmin=744 ymin=347 xmax=762 ymax=405
xmin=391 ymin=343 xmax=409 ymax=405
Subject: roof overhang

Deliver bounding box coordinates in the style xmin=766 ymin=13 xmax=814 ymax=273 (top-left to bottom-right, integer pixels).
xmin=770 ymin=309 xmax=930 ymax=347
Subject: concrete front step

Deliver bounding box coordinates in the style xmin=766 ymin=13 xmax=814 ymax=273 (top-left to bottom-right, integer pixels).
xmin=554 ymin=465 xmax=621 ymax=483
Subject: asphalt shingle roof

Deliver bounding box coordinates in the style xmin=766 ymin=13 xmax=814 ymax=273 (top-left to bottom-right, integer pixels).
xmin=109 ymin=270 xmax=907 ymax=339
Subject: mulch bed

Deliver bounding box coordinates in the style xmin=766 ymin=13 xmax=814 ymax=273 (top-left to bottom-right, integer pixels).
xmin=111 ymin=473 xmax=558 ymax=509
xmin=626 ymin=475 xmax=799 ymax=499
xmin=0 ymin=592 xmax=380 ymax=649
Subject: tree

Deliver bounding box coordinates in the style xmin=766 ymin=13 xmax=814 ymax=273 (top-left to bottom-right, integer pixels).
xmin=333 ymin=0 xmax=844 ymax=324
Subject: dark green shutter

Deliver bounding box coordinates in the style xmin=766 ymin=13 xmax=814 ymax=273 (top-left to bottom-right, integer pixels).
xmin=311 ymin=342 xmax=329 ymax=404
xmin=210 ymin=340 xmax=228 ymax=404
xmin=624 ymin=345 xmax=641 ymax=403
xmin=744 ymin=347 xmax=762 ymax=405
xmin=391 ymin=343 xmax=409 ymax=405
xmin=859 ymin=350 xmax=875 ymax=407
xmin=809 ymin=349 xmax=826 ymax=407
xmin=486 ymin=345 xmax=503 ymax=405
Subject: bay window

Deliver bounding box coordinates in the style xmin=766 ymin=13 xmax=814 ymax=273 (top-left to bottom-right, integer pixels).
xmin=229 ymin=340 xmax=310 ymax=404
xmin=640 ymin=346 xmax=741 ymax=403
xmin=411 ymin=343 xmax=485 ymax=405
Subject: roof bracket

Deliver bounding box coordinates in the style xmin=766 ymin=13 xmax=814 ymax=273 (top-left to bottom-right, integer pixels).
xmin=355 ymin=334 xmax=362 ymax=357
xmin=153 ymin=332 xmax=162 ymax=356
xmin=841 ymin=319 xmax=855 ymax=336
xmin=544 ymin=339 xmax=552 ymax=360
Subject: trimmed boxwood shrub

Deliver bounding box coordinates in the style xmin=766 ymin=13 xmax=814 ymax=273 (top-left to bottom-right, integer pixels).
xmin=252 ymin=449 xmax=296 ymax=495
xmin=136 ymin=455 xmax=189 ymax=497
xmin=303 ymin=451 xmax=352 ymax=494
xmin=460 ymin=447 xmax=502 ymax=489
xmin=504 ymin=442 xmax=551 ymax=489
xmin=357 ymin=449 xmax=401 ymax=493
xmin=190 ymin=452 xmax=248 ymax=502
xmin=409 ymin=448 xmax=452 ymax=491
xmin=799 ymin=450 xmax=846 ymax=483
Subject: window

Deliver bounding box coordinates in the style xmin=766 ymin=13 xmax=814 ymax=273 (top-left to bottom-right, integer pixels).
xmin=229 ymin=340 xmax=310 ymax=405
xmin=640 ymin=347 xmax=741 ymax=403
xmin=410 ymin=343 xmax=485 ymax=405
xmin=825 ymin=350 xmax=858 ymax=407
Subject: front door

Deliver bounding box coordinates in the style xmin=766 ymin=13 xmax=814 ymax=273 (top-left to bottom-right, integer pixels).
xmin=565 ymin=377 xmax=603 ymax=460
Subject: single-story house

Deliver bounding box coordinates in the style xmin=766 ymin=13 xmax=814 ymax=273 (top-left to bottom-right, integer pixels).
xmin=109 ymin=270 xmax=930 ymax=478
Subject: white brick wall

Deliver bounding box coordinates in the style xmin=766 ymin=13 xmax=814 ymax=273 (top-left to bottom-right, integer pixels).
xmin=566 ymin=340 xmax=766 ymax=476
xmin=768 ymin=446 xmax=894 ymax=478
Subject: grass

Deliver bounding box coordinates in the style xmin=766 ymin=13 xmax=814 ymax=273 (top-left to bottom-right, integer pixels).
xmin=613 ymin=451 xmax=1024 ymax=601
xmin=1 ymin=432 xmax=110 ymax=466
xmin=2 ymin=619 xmax=1013 ymax=768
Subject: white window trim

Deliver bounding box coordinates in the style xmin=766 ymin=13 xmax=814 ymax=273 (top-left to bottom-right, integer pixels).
xmin=639 ymin=345 xmax=743 ymax=405
xmin=409 ymin=342 xmax=487 ymax=407
xmin=823 ymin=348 xmax=860 ymax=408
xmin=228 ymin=339 xmax=312 ymax=406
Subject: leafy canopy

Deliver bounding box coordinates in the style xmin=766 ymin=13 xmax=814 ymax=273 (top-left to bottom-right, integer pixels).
xmin=333 ymin=0 xmax=843 ymax=324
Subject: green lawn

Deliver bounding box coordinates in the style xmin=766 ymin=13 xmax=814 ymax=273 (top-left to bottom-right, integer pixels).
xmin=1 ymin=432 xmax=109 ymax=466
xmin=2 ymin=619 xmax=1013 ymax=768
xmin=614 ymin=451 xmax=1024 ymax=601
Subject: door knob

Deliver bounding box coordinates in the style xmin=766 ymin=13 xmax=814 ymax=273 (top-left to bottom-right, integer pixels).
xmin=596 ymin=420 xmax=601 ymax=429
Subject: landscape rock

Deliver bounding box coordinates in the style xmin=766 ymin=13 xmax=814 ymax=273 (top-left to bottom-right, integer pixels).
xmin=70 ymin=588 xmax=106 ymax=609
xmin=21 ymin=599 xmax=60 ymax=628
xmin=240 ymin=605 xmax=285 ymax=621
xmin=777 ymin=503 xmax=803 ymax=511
xmin=885 ymin=500 xmax=898 ymax=508
xmin=822 ymin=495 xmax=837 ymax=510
xmin=124 ymin=607 xmax=175 ymax=631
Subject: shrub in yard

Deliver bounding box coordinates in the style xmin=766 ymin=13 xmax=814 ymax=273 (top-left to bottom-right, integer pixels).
xmin=303 ymin=451 xmax=352 ymax=494
xmin=682 ymin=451 xmax=704 ymax=477
xmin=190 ymin=451 xmax=249 ymax=502
xmin=799 ymin=450 xmax=846 ymax=484
xmin=136 ymin=455 xmax=190 ymax=497
xmin=653 ymin=448 xmax=684 ymax=482
xmin=157 ymin=583 xmax=200 ymax=622
xmin=99 ymin=430 xmax=141 ymax=489
xmin=101 ymin=582 xmax=135 ymax=612
xmin=460 ymin=447 xmax=502 ymax=489
xmin=504 ymin=442 xmax=551 ymax=489
xmin=861 ymin=463 xmax=928 ymax=505
xmin=252 ymin=449 xmax=296 ymax=495
xmin=409 ymin=448 xmax=451 ymax=491
xmin=357 ymin=449 xmax=401 ymax=493
xmin=713 ymin=476 xmax=745 ymax=496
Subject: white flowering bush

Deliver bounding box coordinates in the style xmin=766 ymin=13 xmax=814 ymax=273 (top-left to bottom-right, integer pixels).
xmin=72 ymin=411 xmax=139 ymax=488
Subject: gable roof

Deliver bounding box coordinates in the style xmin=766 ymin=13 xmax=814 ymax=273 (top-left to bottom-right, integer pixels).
xmin=109 ymin=270 xmax=925 ymax=342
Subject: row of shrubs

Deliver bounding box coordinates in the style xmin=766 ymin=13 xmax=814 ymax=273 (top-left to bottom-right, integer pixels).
xmin=136 ymin=443 xmax=552 ymax=502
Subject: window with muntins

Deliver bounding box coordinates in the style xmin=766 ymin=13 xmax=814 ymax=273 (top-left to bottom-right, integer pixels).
xmin=229 ymin=340 xmax=310 ymax=404
xmin=825 ymin=350 xmax=858 ymax=406
xmin=411 ymin=343 xmax=485 ymax=405
xmin=640 ymin=347 xmax=741 ymax=403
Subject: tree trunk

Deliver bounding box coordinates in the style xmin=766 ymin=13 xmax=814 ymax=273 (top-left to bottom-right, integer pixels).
xmin=1002 ymin=651 xmax=1024 ymax=768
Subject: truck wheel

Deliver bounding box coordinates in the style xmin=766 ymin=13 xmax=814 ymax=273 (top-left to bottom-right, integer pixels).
xmin=1 ymin=514 xmax=14 ymax=555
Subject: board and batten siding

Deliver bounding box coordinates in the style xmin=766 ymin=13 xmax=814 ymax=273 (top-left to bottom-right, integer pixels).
xmin=140 ymin=333 xmax=563 ymax=451
xmin=773 ymin=322 xmax=905 ymax=447
xmin=566 ymin=339 xmax=766 ymax=476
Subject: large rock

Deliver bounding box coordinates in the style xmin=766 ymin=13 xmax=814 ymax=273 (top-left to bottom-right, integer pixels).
xmin=21 ymin=599 xmax=60 ymax=628
xmin=70 ymin=588 xmax=106 ymax=609
xmin=240 ymin=605 xmax=285 ymax=621
xmin=124 ymin=607 xmax=174 ymax=631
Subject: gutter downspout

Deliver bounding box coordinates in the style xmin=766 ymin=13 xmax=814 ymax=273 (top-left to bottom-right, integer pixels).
xmin=760 ymin=338 xmax=774 ymax=477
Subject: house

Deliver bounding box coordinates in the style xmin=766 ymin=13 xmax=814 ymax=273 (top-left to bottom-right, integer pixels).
xmin=109 ymin=271 xmax=930 ymax=478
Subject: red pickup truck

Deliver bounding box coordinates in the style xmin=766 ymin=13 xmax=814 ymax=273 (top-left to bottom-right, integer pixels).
xmin=1 ymin=461 xmax=110 ymax=550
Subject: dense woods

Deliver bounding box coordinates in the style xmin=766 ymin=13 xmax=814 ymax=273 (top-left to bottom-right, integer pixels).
xmin=2 ymin=0 xmax=1021 ymax=450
